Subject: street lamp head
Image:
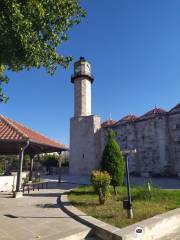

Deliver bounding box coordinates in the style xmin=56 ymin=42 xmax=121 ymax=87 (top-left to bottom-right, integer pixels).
xmin=132 ymin=149 xmax=137 ymax=154
xmin=122 ymin=149 xmax=137 ymax=155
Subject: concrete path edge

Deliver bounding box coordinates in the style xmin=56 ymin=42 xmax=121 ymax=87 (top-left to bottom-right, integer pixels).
xmin=60 ymin=193 xmax=180 ymax=240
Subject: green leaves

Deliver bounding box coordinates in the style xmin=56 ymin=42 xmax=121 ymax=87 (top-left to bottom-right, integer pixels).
xmin=0 ymin=0 xmax=86 ymax=101
xmin=91 ymin=170 xmax=111 ymax=205
xmin=102 ymin=130 xmax=125 ymax=189
xmin=0 ymin=70 xmax=9 ymax=103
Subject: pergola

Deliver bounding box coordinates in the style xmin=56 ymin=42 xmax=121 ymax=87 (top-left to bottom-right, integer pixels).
xmin=0 ymin=115 xmax=68 ymax=197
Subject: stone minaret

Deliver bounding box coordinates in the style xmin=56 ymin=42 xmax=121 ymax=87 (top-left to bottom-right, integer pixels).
xmin=69 ymin=57 xmax=101 ymax=175
xmin=71 ymin=57 xmax=93 ymax=117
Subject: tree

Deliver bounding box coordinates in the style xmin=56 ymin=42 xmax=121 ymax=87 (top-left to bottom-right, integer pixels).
xmin=0 ymin=0 xmax=86 ymax=102
xmin=102 ymin=129 xmax=124 ymax=194
xmin=38 ymin=153 xmax=59 ymax=173
xmin=0 ymin=154 xmax=30 ymax=171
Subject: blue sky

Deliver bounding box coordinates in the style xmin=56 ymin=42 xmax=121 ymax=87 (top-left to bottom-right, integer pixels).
xmin=1 ymin=0 xmax=180 ymax=146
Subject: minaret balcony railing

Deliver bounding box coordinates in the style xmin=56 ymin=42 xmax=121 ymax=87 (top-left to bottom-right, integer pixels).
xmin=71 ymin=71 xmax=94 ymax=83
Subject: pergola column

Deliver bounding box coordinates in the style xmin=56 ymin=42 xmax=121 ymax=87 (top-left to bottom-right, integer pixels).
xmin=58 ymin=151 xmax=62 ymax=183
xmin=29 ymin=154 xmax=35 ymax=181
xmin=14 ymin=141 xmax=29 ymax=198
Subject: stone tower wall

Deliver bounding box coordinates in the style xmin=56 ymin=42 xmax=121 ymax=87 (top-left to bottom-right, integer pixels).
xmin=69 ymin=115 xmax=101 ymax=175
xmin=74 ymin=77 xmax=91 ymax=117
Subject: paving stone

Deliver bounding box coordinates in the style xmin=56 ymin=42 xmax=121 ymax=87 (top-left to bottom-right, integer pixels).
xmin=0 ymin=181 xmax=91 ymax=240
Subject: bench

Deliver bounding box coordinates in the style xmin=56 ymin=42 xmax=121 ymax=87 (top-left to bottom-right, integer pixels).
xmin=22 ymin=181 xmax=49 ymax=194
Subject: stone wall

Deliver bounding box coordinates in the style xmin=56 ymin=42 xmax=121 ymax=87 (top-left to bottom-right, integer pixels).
xmin=101 ymin=107 xmax=180 ymax=177
xmin=134 ymin=116 xmax=169 ymax=175
xmin=168 ymin=109 xmax=180 ymax=176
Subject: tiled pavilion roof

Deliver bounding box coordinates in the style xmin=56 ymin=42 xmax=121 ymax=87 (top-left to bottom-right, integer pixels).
xmin=0 ymin=115 xmax=67 ymax=154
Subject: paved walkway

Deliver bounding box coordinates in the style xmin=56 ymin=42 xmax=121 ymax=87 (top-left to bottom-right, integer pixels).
xmin=0 ymin=181 xmax=91 ymax=240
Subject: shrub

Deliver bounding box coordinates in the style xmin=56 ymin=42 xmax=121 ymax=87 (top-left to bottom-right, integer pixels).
xmin=91 ymin=170 xmax=111 ymax=205
xmin=102 ymin=130 xmax=124 ymax=194
xmin=141 ymin=179 xmax=159 ymax=200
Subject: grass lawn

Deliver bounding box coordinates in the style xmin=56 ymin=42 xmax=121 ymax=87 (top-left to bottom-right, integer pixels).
xmin=68 ymin=185 xmax=180 ymax=228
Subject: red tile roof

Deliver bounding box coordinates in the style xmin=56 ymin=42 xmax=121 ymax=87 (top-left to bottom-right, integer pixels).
xmin=139 ymin=108 xmax=167 ymax=120
xmin=102 ymin=119 xmax=116 ymax=128
xmin=0 ymin=115 xmax=67 ymax=150
xmin=169 ymin=103 xmax=180 ymax=113
xmin=119 ymin=114 xmax=138 ymax=123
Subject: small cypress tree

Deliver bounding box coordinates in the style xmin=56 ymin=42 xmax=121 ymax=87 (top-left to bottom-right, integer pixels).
xmin=102 ymin=129 xmax=124 ymax=194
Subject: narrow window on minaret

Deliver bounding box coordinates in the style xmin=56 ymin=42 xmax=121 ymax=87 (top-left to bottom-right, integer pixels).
xmin=83 ymin=154 xmax=84 ymax=158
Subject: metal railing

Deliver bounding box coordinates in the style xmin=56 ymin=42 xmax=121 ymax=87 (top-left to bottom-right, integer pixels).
xmin=71 ymin=71 xmax=94 ymax=83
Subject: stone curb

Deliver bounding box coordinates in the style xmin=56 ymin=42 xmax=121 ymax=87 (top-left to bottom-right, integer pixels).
xmin=60 ymin=192 xmax=180 ymax=240
xmin=59 ymin=192 xmax=121 ymax=240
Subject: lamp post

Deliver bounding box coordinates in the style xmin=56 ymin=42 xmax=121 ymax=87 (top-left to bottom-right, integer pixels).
xmin=125 ymin=155 xmax=133 ymax=218
xmin=122 ymin=149 xmax=137 ymax=219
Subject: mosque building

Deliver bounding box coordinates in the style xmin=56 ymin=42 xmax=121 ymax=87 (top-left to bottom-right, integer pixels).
xmin=69 ymin=57 xmax=180 ymax=177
